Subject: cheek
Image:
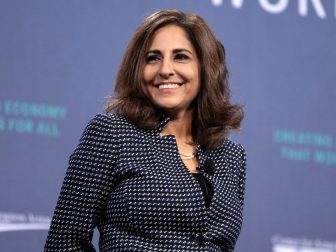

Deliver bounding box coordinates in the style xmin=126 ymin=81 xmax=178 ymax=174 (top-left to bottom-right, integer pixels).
xmin=183 ymin=64 xmax=199 ymax=81
xmin=142 ymin=67 xmax=155 ymax=83
xmin=189 ymin=69 xmax=200 ymax=87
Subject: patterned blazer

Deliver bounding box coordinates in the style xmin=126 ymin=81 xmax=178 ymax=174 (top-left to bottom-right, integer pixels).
xmin=45 ymin=113 xmax=247 ymax=252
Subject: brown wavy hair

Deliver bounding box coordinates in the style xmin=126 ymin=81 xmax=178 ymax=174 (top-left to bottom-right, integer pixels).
xmin=106 ymin=9 xmax=244 ymax=150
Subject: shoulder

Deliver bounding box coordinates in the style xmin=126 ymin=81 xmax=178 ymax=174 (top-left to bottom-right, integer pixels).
xmin=210 ymin=138 xmax=246 ymax=166
xmin=80 ymin=113 xmax=146 ymax=144
xmin=211 ymin=139 xmax=246 ymax=183
xmin=217 ymin=138 xmax=245 ymax=156
xmin=83 ymin=113 xmax=136 ymax=133
xmin=87 ymin=113 xmax=129 ymax=126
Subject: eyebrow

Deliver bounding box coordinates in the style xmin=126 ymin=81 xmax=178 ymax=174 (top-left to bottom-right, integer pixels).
xmin=146 ymin=48 xmax=193 ymax=55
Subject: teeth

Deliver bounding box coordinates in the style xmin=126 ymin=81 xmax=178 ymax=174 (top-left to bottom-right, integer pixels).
xmin=158 ymin=83 xmax=180 ymax=89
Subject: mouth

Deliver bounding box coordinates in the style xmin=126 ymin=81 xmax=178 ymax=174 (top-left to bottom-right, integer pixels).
xmin=155 ymin=82 xmax=183 ymax=89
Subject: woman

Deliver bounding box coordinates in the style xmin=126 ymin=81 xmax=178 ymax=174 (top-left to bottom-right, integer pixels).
xmin=45 ymin=9 xmax=246 ymax=252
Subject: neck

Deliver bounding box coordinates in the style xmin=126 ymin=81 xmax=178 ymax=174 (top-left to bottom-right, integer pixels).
xmin=161 ymin=109 xmax=194 ymax=143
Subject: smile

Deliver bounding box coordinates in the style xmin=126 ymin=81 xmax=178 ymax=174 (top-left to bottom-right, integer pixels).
xmin=157 ymin=83 xmax=182 ymax=89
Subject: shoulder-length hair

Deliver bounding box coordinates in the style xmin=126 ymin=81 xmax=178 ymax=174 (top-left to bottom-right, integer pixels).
xmin=106 ymin=9 xmax=244 ymax=150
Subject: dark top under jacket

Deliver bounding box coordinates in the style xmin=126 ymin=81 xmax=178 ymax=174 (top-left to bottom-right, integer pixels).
xmin=191 ymin=172 xmax=214 ymax=208
xmin=45 ymin=113 xmax=247 ymax=252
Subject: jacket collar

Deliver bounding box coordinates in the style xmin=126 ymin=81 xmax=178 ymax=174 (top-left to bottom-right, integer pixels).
xmin=156 ymin=113 xmax=210 ymax=166
xmin=156 ymin=113 xmax=170 ymax=133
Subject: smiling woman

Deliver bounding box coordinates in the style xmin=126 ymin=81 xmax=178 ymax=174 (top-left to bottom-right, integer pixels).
xmin=45 ymin=9 xmax=246 ymax=252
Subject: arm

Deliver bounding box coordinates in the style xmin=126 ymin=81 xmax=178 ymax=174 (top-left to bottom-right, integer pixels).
xmin=237 ymin=146 xmax=247 ymax=211
xmin=45 ymin=114 xmax=117 ymax=252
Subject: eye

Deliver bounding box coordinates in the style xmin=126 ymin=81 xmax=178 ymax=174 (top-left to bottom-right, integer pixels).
xmin=145 ymin=54 xmax=161 ymax=64
xmin=175 ymin=53 xmax=190 ymax=61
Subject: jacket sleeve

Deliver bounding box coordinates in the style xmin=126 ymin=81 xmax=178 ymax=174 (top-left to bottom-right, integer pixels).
xmin=237 ymin=146 xmax=247 ymax=211
xmin=45 ymin=114 xmax=117 ymax=252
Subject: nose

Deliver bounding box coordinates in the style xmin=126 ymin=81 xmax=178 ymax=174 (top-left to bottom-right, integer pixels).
xmin=159 ymin=58 xmax=174 ymax=78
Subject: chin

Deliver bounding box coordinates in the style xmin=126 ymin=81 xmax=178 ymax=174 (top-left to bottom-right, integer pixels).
xmin=155 ymin=101 xmax=181 ymax=110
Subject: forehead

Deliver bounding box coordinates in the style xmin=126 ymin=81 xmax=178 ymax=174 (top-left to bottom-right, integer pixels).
xmin=147 ymin=24 xmax=195 ymax=51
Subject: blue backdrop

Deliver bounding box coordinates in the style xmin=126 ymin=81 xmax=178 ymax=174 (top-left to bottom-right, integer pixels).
xmin=1 ymin=0 xmax=336 ymax=251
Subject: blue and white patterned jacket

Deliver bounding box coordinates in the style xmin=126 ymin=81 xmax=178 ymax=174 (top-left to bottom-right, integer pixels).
xmin=45 ymin=113 xmax=246 ymax=252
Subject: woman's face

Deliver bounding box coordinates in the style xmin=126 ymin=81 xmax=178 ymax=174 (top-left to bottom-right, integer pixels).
xmin=142 ymin=25 xmax=200 ymax=116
